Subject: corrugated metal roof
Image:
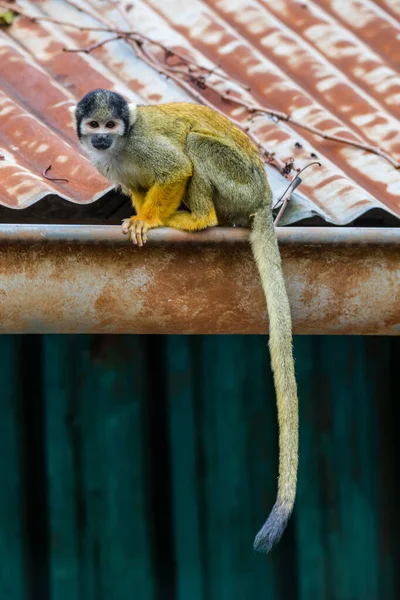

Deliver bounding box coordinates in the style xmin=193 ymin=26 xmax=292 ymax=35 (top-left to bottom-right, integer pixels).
xmin=0 ymin=0 xmax=399 ymax=225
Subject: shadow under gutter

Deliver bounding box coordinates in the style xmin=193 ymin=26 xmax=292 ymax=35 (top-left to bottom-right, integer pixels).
xmin=0 ymin=225 xmax=399 ymax=335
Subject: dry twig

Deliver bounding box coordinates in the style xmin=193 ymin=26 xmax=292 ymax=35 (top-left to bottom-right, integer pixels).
xmin=42 ymin=165 xmax=69 ymax=183
xmin=274 ymin=162 xmax=321 ymax=225
xmin=3 ymin=0 xmax=397 ymax=170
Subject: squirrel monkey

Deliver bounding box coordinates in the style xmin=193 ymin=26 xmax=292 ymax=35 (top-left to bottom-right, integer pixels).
xmin=70 ymin=89 xmax=298 ymax=553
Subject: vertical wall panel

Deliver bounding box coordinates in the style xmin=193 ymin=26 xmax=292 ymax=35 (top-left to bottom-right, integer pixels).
xmin=195 ymin=335 xmax=282 ymax=599
xmin=0 ymin=337 xmax=27 ymax=600
xmin=166 ymin=336 xmax=283 ymax=600
xmin=165 ymin=336 xmax=205 ymax=600
xmin=43 ymin=336 xmax=156 ymax=600
xmin=366 ymin=338 xmax=397 ymax=600
xmin=320 ymin=338 xmax=379 ymax=599
xmin=44 ymin=337 xmax=80 ymax=600
xmin=295 ymin=337 xmax=384 ymax=599
xmin=0 ymin=334 xmax=397 ymax=600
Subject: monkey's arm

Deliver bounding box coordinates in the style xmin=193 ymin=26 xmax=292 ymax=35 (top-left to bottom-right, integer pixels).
xmin=122 ymin=137 xmax=193 ymax=246
xmin=123 ymin=178 xmax=191 ymax=246
xmin=130 ymin=189 xmax=146 ymax=213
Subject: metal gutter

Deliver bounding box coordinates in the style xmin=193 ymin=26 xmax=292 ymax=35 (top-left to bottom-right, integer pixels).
xmin=0 ymin=226 xmax=398 ymax=335
xmin=0 ymin=225 xmax=399 ymax=245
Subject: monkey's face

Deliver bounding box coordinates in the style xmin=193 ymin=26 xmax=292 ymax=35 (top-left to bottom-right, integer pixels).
xmin=69 ymin=89 xmax=136 ymax=159
xmin=79 ymin=117 xmax=125 ymax=153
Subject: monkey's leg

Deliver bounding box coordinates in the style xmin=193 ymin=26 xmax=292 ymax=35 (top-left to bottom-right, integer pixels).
xmin=122 ymin=179 xmax=189 ymax=246
xmin=166 ymin=174 xmax=218 ymax=232
xmin=166 ymin=209 xmax=217 ymax=231
xmin=130 ymin=188 xmax=146 ymax=213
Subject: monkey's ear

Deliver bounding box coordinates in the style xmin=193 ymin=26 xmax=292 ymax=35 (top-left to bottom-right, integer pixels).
xmin=68 ymin=104 xmax=77 ymax=127
xmin=127 ymin=102 xmax=137 ymax=125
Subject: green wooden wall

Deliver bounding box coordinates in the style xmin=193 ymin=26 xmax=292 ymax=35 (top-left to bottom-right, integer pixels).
xmin=0 ymin=335 xmax=398 ymax=600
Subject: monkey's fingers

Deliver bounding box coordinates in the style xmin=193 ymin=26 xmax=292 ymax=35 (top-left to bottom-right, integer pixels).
xmin=135 ymin=221 xmax=149 ymax=247
xmin=141 ymin=223 xmax=149 ymax=246
xmin=132 ymin=222 xmax=141 ymax=246
xmin=121 ymin=218 xmax=140 ymax=244
xmin=128 ymin=224 xmax=138 ymax=246
xmin=125 ymin=220 xmax=148 ymax=247
xmin=121 ymin=219 xmax=131 ymax=235
xmin=122 ymin=218 xmax=150 ymax=246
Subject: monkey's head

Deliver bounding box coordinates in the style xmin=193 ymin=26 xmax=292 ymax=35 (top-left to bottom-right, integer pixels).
xmin=69 ymin=89 xmax=136 ymax=155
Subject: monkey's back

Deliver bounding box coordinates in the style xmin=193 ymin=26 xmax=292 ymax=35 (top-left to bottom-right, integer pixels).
xmin=138 ymin=103 xmax=261 ymax=163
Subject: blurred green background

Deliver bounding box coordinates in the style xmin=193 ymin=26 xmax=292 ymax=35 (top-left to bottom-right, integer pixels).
xmin=0 ymin=335 xmax=398 ymax=600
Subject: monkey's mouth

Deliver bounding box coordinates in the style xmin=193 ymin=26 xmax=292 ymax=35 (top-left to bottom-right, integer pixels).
xmin=91 ymin=135 xmax=113 ymax=150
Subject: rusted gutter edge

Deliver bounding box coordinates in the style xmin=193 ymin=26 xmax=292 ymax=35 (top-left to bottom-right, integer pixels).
xmin=0 ymin=225 xmax=398 ymax=335
xmin=0 ymin=224 xmax=399 ymax=246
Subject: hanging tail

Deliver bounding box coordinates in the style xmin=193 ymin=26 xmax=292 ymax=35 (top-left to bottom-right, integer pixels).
xmin=250 ymin=207 xmax=299 ymax=553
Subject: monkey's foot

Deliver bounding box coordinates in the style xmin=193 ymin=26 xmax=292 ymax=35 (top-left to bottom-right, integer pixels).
xmin=122 ymin=217 xmax=160 ymax=247
xmin=166 ymin=210 xmax=218 ymax=232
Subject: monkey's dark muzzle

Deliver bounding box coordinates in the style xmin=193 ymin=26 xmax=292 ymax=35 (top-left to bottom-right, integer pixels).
xmin=91 ymin=134 xmax=113 ymax=150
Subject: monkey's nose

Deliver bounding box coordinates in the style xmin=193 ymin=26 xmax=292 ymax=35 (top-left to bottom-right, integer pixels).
xmin=91 ymin=134 xmax=113 ymax=150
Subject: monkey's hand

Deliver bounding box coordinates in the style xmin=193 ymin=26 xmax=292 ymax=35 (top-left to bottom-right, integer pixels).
xmin=122 ymin=216 xmax=161 ymax=247
xmin=122 ymin=179 xmax=190 ymax=246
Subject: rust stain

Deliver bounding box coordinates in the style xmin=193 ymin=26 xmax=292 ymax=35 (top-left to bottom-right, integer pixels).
xmin=0 ymin=0 xmax=398 ymax=225
xmin=258 ymin=0 xmax=400 ymax=120
xmin=0 ymin=236 xmax=398 ymax=334
xmin=314 ymin=0 xmax=400 ymax=68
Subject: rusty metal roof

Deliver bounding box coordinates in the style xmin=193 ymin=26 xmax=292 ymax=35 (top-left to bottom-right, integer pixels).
xmin=0 ymin=0 xmax=399 ymax=225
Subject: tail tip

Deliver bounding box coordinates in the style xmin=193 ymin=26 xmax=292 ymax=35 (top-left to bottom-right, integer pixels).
xmin=253 ymin=502 xmax=292 ymax=554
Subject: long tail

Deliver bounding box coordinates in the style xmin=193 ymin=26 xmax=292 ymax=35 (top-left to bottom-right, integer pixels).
xmin=250 ymin=207 xmax=298 ymax=553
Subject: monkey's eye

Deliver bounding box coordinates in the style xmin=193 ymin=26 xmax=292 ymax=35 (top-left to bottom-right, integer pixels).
xmin=105 ymin=121 xmax=116 ymax=129
xmin=88 ymin=121 xmax=99 ymax=128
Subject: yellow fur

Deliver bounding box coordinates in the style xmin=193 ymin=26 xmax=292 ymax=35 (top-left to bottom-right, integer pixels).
xmin=166 ymin=208 xmax=218 ymax=231
xmin=130 ymin=189 xmax=146 ymax=212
